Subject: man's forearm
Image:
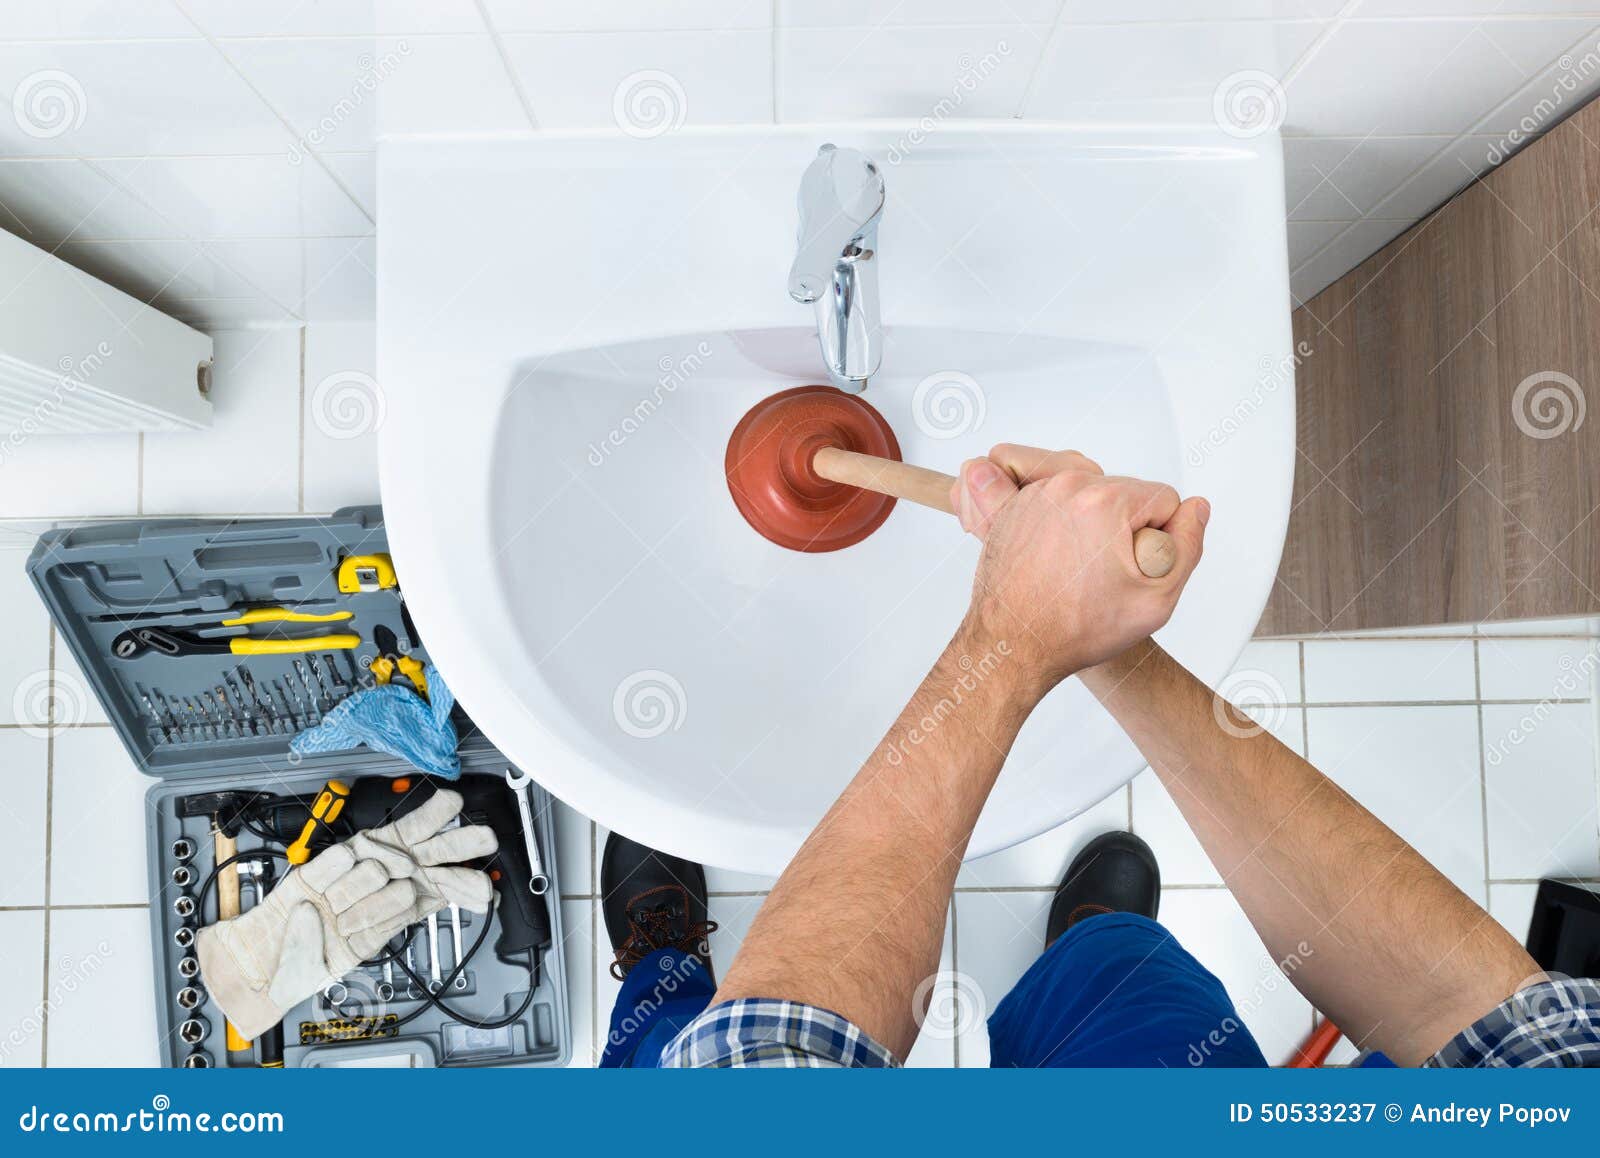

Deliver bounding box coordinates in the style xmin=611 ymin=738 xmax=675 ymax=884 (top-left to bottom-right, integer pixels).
xmin=714 ymin=625 xmax=1041 ymax=1058
xmin=1080 ymin=640 xmax=1538 ymax=1064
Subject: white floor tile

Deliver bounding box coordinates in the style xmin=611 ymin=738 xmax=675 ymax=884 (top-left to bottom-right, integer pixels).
xmin=302 ymin=322 xmax=381 ymax=513
xmin=905 ymin=908 xmax=956 ymax=1069
xmin=0 ymin=432 xmax=139 ymax=520
xmin=553 ymin=800 xmax=593 ymax=897
xmin=950 ymin=889 xmax=1050 ymax=1067
xmin=0 ymin=546 xmax=52 ymax=727
xmin=1487 ymin=882 xmax=1539 ymax=946
xmin=958 ymin=786 xmax=1127 ymax=889
xmin=0 ymin=730 xmax=49 ymax=908
xmin=44 ymin=907 xmax=158 ymax=1067
xmin=1477 ymin=637 xmax=1597 ymax=702
xmin=142 ymin=329 xmax=301 ymax=516
xmin=1231 ymin=639 xmax=1303 ymax=702
xmin=0 ymin=910 xmax=45 ymax=1068
xmin=49 ymin=727 xmax=154 ymax=907
xmin=1305 ymin=706 xmax=1487 ymax=902
xmin=1478 ymin=616 xmax=1599 ymax=637
xmin=1157 ymin=888 xmax=1315 ymax=1067
xmin=52 ymin=640 xmax=109 ymax=726
xmin=1482 ymin=704 xmax=1600 ymax=881
xmin=1302 ymin=637 xmax=1477 ymax=702
xmin=560 ymin=899 xmax=597 ymax=1066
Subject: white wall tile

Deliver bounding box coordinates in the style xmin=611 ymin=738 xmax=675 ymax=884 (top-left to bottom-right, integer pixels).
xmin=1284 ymin=18 xmax=1595 ymax=136
xmin=1233 ymin=639 xmax=1304 ymax=701
xmin=53 ymin=642 xmax=109 ymax=726
xmin=303 ymin=321 xmax=381 ymax=512
xmin=1359 ymin=1 xmax=1600 ymax=13
xmin=0 ymin=40 xmax=291 ymax=157
xmin=1482 ymin=703 xmax=1599 ymax=880
xmin=321 ymin=152 xmax=377 ymax=219
xmin=783 ymin=25 xmax=1048 ymax=121
xmin=0 ymin=2 xmax=197 ymax=41
xmin=0 ymin=730 xmax=48 ymax=907
xmin=304 ymin=237 xmax=376 ymax=319
xmin=505 ymin=30 xmax=772 ymax=129
xmin=48 ymin=727 xmax=152 ymax=906
xmin=491 ymin=1 xmax=773 ymax=32
xmin=55 ymin=238 xmax=270 ymax=306
xmin=553 ymin=799 xmax=594 ymax=897
xmin=96 ymin=154 xmax=373 ymax=239
xmin=1285 ymin=135 xmax=1453 ymax=221
xmin=0 ymin=546 xmax=53 ymax=726
xmin=950 ymin=889 xmax=1049 ymax=1067
xmin=0 ymin=160 xmax=179 ymax=248
xmin=1030 ymin=20 xmax=1321 ymax=117
xmin=1368 ymin=135 xmax=1501 ymax=221
xmin=372 ymin=35 xmax=533 ymax=138
xmin=1290 ymin=216 xmax=1410 ymax=301
xmin=1302 ymin=637 xmax=1477 ymax=702
xmin=1287 ymin=219 xmax=1346 ymax=267
xmin=1479 ymin=616 xmax=1599 ymax=636
xmin=1060 ymin=1 xmax=1346 ymax=16
xmin=1305 ymin=705 xmax=1487 ymax=901
xmin=185 ymin=0 xmax=486 ymax=37
xmin=958 ymin=785 xmax=1128 ymax=889
xmin=0 ymin=910 xmax=45 ymax=1068
xmin=1477 ymin=637 xmax=1597 ymax=701
xmin=45 ymin=907 xmax=158 ymax=1067
xmin=1157 ymin=887 xmax=1315 ymax=1066
xmin=142 ymin=328 xmax=301 ymax=514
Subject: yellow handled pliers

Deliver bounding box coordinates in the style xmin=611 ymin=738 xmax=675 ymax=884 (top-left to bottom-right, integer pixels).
xmin=111 ymin=608 xmax=358 ymax=660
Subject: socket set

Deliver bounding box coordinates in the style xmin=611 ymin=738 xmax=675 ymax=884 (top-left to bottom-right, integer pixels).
xmin=28 ymin=509 xmax=571 ymax=1069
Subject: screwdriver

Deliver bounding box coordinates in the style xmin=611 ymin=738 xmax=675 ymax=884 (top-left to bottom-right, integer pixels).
xmin=286 ymin=780 xmax=351 ymax=865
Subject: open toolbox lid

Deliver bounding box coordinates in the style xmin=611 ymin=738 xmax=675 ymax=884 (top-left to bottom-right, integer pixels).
xmin=26 ymin=506 xmax=494 ymax=779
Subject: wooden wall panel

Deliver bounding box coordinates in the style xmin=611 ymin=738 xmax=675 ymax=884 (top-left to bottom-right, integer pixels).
xmin=1260 ymin=105 xmax=1600 ymax=635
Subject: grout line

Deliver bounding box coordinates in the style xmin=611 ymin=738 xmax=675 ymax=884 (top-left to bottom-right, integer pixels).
xmin=1474 ymin=639 xmax=1494 ymax=900
xmin=473 ymin=0 xmax=541 ymax=130
xmin=38 ymin=625 xmax=55 ymax=1068
xmin=296 ymin=325 xmax=306 ymax=512
xmin=770 ymin=0 xmax=782 ymax=123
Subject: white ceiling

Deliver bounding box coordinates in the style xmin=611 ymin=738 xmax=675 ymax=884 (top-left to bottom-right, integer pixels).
xmin=2 ymin=1 xmax=1598 ymax=327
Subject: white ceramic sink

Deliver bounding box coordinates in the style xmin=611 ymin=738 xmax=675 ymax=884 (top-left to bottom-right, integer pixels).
xmin=377 ymin=124 xmax=1295 ymax=875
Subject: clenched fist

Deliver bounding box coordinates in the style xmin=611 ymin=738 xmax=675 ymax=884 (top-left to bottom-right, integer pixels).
xmin=950 ymin=444 xmax=1209 ymax=690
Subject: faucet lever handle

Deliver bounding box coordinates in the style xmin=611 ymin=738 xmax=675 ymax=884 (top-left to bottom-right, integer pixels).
xmin=788 ymin=144 xmax=885 ymax=303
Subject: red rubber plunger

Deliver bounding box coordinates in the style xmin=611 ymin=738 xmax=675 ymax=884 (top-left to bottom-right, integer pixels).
xmin=725 ymin=384 xmax=902 ymax=553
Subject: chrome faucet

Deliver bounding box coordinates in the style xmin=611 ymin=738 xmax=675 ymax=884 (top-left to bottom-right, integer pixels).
xmin=788 ymin=144 xmax=885 ymax=394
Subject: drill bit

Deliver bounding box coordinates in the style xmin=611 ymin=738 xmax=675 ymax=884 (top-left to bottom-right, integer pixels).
xmin=236 ymin=666 xmax=278 ymax=734
xmin=271 ymin=679 xmax=299 ymax=732
xmin=293 ymin=660 xmax=321 ymax=721
xmin=306 ymin=653 xmax=334 ymax=712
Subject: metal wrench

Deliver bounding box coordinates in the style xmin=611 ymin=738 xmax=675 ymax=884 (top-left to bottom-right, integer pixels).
xmin=502 ymin=767 xmax=551 ymax=896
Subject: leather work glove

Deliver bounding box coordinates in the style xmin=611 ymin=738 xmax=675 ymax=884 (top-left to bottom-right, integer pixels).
xmin=196 ymin=789 xmax=496 ymax=1040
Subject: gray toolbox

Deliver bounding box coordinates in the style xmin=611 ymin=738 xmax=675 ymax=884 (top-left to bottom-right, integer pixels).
xmin=26 ymin=507 xmax=570 ymax=1069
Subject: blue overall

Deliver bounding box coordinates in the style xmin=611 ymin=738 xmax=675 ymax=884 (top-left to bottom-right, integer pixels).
xmin=599 ymin=912 xmax=1268 ymax=1068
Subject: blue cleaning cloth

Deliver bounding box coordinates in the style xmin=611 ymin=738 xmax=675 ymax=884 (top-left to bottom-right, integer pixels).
xmin=289 ymin=662 xmax=460 ymax=780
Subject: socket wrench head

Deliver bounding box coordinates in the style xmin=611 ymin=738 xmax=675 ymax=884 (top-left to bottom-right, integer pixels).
xmin=177 ymin=955 xmax=200 ymax=980
xmin=181 ymin=1051 xmax=213 ymax=1068
xmin=173 ymin=926 xmax=196 ymax=950
xmin=175 ymin=986 xmax=205 ymax=1011
xmin=170 ymin=838 xmax=195 ymax=862
xmin=171 ymin=865 xmax=195 ymax=887
xmin=173 ymin=894 xmax=196 ymax=919
xmin=177 ymin=1017 xmax=209 ymax=1045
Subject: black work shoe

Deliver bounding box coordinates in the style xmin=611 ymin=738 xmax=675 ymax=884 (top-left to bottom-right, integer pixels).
xmin=601 ymin=831 xmax=718 ymax=984
xmin=1046 ymin=831 xmax=1161 ymax=945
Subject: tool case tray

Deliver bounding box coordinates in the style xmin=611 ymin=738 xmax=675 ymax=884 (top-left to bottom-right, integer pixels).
xmin=26 ymin=508 xmax=571 ymax=1069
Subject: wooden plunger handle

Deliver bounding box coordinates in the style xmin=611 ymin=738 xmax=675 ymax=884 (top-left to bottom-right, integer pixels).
xmin=812 ymin=446 xmax=1178 ymax=579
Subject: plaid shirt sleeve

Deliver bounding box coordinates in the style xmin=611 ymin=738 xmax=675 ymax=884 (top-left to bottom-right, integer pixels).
xmin=1427 ymin=976 xmax=1600 ymax=1068
xmin=658 ymin=998 xmax=899 ymax=1068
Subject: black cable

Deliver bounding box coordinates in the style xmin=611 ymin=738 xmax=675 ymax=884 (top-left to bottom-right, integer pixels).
xmin=387 ymin=899 xmax=538 ymax=1031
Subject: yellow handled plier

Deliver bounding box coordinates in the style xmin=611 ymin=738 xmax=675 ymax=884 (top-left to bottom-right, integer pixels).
xmin=111 ymin=608 xmax=358 ymax=660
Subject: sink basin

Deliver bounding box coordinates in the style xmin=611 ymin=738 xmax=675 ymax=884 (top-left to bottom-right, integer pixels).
xmin=377 ymin=124 xmax=1294 ymax=875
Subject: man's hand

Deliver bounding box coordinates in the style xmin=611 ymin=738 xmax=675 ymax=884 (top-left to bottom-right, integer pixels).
xmin=949 ymin=443 xmax=1209 ymax=690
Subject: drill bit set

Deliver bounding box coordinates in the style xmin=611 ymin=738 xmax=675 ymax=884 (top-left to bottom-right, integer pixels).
xmin=25 ymin=509 xmax=571 ymax=1068
xmin=137 ymin=653 xmax=359 ymax=745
